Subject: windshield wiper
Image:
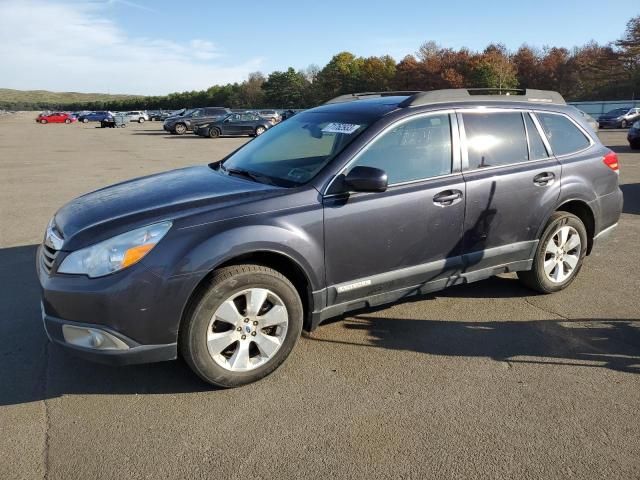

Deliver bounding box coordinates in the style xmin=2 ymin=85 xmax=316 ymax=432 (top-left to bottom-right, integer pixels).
xmin=221 ymin=165 xmax=275 ymax=185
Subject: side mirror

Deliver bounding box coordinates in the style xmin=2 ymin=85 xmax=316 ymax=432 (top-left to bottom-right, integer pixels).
xmin=344 ymin=166 xmax=388 ymax=193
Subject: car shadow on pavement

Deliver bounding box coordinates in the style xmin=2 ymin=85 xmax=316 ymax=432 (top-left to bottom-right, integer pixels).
xmin=608 ymin=144 xmax=634 ymax=154
xmin=131 ymin=131 xmax=171 ymax=136
xmin=2 ymin=244 xmax=638 ymax=407
xmin=311 ymin=305 xmax=640 ymax=375
xmin=621 ymin=183 xmax=640 ymax=215
xmin=0 ymin=244 xmax=213 ymax=407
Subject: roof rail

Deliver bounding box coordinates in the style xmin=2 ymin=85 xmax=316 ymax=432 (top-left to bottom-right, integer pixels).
xmin=324 ymin=91 xmax=423 ymax=105
xmin=399 ymin=88 xmax=566 ymax=107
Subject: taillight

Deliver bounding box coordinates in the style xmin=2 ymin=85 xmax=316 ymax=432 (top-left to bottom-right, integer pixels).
xmin=603 ymin=151 xmax=619 ymax=172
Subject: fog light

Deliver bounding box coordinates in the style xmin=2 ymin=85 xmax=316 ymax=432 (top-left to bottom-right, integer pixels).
xmin=62 ymin=325 xmax=130 ymax=351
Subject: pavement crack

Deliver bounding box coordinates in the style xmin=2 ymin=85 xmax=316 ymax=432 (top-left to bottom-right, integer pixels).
xmin=523 ymin=296 xmax=569 ymax=320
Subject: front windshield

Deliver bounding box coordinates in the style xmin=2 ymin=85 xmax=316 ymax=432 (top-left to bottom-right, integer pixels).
xmin=219 ymin=111 xmax=372 ymax=187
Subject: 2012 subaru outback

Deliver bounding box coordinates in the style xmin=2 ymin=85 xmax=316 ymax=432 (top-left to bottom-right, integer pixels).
xmin=38 ymin=89 xmax=623 ymax=387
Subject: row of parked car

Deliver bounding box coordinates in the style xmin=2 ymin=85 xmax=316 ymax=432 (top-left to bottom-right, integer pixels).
xmin=35 ymin=110 xmax=152 ymax=125
xmin=35 ymin=108 xmax=298 ymax=133
xmin=162 ymin=108 xmax=298 ymax=137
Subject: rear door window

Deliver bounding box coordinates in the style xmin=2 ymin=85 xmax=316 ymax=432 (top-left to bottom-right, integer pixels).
xmin=462 ymin=112 xmax=528 ymax=169
xmin=535 ymin=113 xmax=591 ymax=156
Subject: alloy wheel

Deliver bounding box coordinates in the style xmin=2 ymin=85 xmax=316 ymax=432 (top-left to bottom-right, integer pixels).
xmin=206 ymin=288 xmax=289 ymax=372
xmin=543 ymin=226 xmax=581 ymax=283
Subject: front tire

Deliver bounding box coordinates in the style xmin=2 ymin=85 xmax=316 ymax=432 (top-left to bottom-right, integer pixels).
xmin=208 ymin=127 xmax=220 ymax=138
xmin=64 ymin=119 xmax=71 ymax=124
xmin=180 ymin=265 xmax=303 ymax=387
xmin=138 ymin=117 xmax=145 ymax=123
xmin=82 ymin=118 xmax=88 ymax=123
xmin=40 ymin=119 xmax=47 ymax=124
xmin=255 ymin=126 xmax=266 ymax=136
xmin=518 ymin=212 xmax=587 ymax=293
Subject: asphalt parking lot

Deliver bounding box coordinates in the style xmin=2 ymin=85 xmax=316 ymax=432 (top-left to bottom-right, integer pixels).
xmin=1 ymin=113 xmax=639 ymax=480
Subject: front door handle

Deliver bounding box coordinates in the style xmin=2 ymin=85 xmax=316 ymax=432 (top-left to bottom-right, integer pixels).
xmin=433 ymin=189 xmax=463 ymax=206
xmin=533 ymin=172 xmax=555 ymax=186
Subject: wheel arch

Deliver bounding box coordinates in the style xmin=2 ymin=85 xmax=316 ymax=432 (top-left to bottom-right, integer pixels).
xmin=180 ymin=249 xmax=316 ymax=335
xmin=553 ymin=199 xmax=596 ymax=255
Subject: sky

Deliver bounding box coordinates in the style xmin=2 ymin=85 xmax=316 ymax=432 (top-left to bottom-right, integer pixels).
xmin=0 ymin=0 xmax=635 ymax=95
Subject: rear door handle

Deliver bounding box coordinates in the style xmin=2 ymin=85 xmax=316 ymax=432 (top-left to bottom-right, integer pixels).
xmin=433 ymin=189 xmax=463 ymax=206
xmin=533 ymin=172 xmax=555 ymax=186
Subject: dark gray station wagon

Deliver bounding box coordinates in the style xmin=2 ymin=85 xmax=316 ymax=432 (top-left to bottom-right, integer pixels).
xmin=38 ymin=89 xmax=623 ymax=387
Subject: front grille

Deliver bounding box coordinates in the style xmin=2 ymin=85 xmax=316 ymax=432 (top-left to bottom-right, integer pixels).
xmin=41 ymin=244 xmax=59 ymax=274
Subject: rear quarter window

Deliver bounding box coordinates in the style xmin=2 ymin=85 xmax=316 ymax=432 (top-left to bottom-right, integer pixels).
xmin=536 ymin=113 xmax=591 ymax=156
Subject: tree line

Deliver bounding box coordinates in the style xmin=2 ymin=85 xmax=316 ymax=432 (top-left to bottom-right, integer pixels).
xmin=6 ymin=15 xmax=639 ymax=111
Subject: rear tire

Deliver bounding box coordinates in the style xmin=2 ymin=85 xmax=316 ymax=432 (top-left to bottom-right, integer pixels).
xmin=518 ymin=212 xmax=587 ymax=293
xmin=40 ymin=119 xmax=47 ymax=124
xmin=255 ymin=126 xmax=266 ymax=136
xmin=621 ymin=120 xmax=628 ymax=129
xmin=174 ymin=123 xmax=187 ymax=135
xmin=138 ymin=118 xmax=145 ymax=123
xmin=180 ymin=265 xmax=303 ymax=388
xmin=64 ymin=119 xmax=70 ymax=124
xmin=82 ymin=118 xmax=88 ymax=123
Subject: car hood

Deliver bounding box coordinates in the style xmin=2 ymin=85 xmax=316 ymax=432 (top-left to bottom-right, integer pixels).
xmin=164 ymin=115 xmax=188 ymax=123
xmin=54 ymin=165 xmax=278 ymax=250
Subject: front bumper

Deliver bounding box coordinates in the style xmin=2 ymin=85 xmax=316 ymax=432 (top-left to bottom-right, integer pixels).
xmin=43 ymin=308 xmax=176 ymax=365
xmin=37 ymin=245 xmax=200 ymax=365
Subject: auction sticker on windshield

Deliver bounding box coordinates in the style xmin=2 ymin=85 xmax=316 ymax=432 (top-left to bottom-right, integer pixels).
xmin=322 ymin=123 xmax=361 ymax=134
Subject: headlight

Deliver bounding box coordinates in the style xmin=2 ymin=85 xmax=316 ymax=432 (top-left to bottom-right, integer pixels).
xmin=58 ymin=221 xmax=172 ymax=278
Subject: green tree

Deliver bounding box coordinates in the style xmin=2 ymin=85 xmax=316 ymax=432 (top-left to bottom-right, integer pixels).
xmin=358 ymin=55 xmax=396 ymax=91
xmin=469 ymin=44 xmax=518 ymax=90
xmin=262 ymin=68 xmax=309 ymax=107
xmin=316 ymin=52 xmax=364 ymax=100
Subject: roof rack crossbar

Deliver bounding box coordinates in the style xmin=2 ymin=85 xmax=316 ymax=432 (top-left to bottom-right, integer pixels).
xmin=324 ymin=91 xmax=423 ymax=105
xmin=399 ymin=88 xmax=566 ymax=107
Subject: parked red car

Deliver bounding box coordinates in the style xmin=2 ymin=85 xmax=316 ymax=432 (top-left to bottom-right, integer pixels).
xmin=36 ymin=112 xmax=77 ymax=124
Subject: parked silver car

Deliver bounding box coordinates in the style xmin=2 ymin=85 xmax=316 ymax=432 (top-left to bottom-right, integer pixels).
xmin=598 ymin=107 xmax=640 ymax=129
xmin=125 ymin=111 xmax=149 ymax=123
xmin=257 ymin=110 xmax=281 ymax=124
